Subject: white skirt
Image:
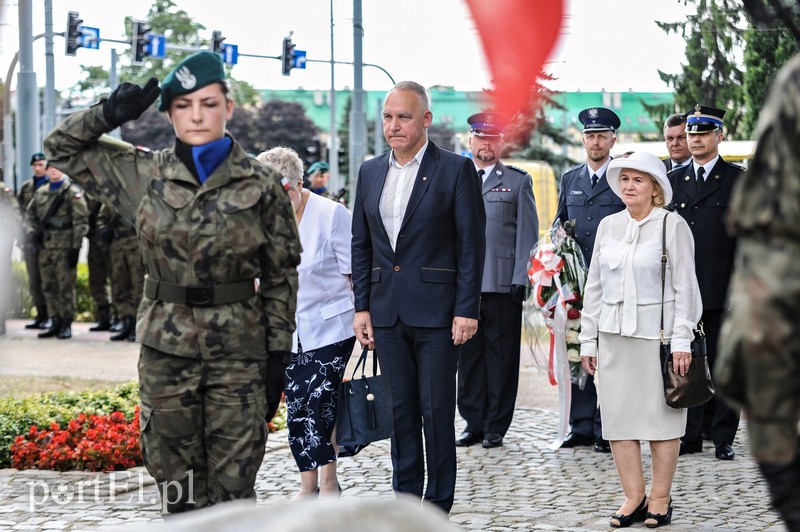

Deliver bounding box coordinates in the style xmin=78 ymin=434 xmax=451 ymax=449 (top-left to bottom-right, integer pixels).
xmin=596 ymin=332 xmax=686 ymax=441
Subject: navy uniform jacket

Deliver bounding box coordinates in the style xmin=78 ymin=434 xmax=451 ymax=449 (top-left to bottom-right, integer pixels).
xmin=554 ymin=162 xmax=625 ymax=267
xmin=351 ymin=141 xmax=486 ymax=328
xmin=480 ymin=161 xmax=538 ymax=293
xmin=668 ymin=157 xmax=742 ymax=311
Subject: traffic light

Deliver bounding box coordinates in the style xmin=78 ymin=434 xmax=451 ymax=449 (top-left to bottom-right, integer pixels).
xmin=65 ymin=11 xmax=83 ymax=56
xmin=281 ymin=36 xmax=296 ymax=76
xmin=131 ymin=20 xmax=151 ymax=65
xmin=212 ymin=31 xmax=226 ymax=54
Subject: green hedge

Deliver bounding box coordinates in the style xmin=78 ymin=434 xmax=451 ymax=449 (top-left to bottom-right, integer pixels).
xmin=0 ymin=381 xmax=139 ymax=468
xmin=8 ymin=261 xmax=94 ymax=322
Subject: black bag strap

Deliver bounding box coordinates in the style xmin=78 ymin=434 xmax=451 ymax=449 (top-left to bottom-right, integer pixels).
xmin=350 ymin=346 xmax=379 ymax=380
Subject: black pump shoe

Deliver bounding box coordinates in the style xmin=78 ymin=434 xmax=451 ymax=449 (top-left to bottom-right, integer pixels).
xmin=610 ymin=496 xmax=648 ymax=528
xmin=645 ymin=498 xmax=673 ymax=528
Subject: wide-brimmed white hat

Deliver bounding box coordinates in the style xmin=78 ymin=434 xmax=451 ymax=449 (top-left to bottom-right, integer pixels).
xmin=607 ymin=152 xmax=673 ymax=205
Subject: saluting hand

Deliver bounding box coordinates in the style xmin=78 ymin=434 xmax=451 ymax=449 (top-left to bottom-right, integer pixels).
xmin=103 ymin=77 xmax=161 ymax=129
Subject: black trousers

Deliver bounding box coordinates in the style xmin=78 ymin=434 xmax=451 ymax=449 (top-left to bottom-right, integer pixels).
xmin=374 ymin=319 xmax=459 ymax=514
xmin=683 ymin=310 xmax=740 ymax=446
xmin=457 ymin=292 xmax=521 ymax=436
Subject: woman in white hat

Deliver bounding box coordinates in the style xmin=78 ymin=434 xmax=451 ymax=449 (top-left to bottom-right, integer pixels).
xmin=578 ymin=152 xmax=702 ymax=528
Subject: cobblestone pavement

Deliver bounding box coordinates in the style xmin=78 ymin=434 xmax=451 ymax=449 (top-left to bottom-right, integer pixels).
xmin=0 ymin=408 xmax=785 ymax=531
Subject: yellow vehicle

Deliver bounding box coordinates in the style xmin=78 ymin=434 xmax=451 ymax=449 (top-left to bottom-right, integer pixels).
xmin=505 ymin=159 xmax=558 ymax=237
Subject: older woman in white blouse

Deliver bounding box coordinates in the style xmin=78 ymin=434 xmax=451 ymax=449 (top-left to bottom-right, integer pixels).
xmin=579 ymin=152 xmax=702 ymax=528
xmin=258 ymin=148 xmax=356 ymax=499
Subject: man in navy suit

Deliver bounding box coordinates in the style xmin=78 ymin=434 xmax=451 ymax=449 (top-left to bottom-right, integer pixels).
xmin=663 ymin=113 xmax=691 ymax=172
xmin=668 ymin=105 xmax=742 ymax=461
xmin=456 ymin=111 xmax=538 ymax=449
xmin=554 ymin=106 xmax=624 ymax=453
xmin=351 ymin=81 xmax=485 ymax=513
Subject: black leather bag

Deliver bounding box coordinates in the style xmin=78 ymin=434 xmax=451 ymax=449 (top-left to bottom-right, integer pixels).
xmin=658 ymin=213 xmax=715 ymax=409
xmin=336 ymin=347 xmax=394 ymax=447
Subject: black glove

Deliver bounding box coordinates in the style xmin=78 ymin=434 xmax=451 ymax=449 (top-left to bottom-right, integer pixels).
xmin=67 ymin=249 xmax=80 ymax=268
xmin=265 ymin=350 xmax=291 ymax=422
xmin=98 ymin=227 xmax=114 ymax=249
xmin=510 ymin=284 xmax=527 ymax=305
xmin=102 ymin=77 xmax=161 ymax=129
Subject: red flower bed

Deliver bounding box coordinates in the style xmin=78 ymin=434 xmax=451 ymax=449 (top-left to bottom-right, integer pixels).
xmin=11 ymin=408 xmax=142 ymax=472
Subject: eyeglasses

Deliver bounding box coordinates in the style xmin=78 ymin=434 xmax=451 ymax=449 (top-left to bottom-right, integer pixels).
xmin=665 ymin=135 xmax=687 ymax=143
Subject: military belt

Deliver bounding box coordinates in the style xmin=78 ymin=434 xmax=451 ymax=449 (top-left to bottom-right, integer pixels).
xmin=143 ymin=275 xmax=257 ymax=307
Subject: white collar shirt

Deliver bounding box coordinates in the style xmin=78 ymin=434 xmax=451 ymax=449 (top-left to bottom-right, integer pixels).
xmin=380 ymin=141 xmax=428 ymax=250
xmin=693 ymin=154 xmax=720 ymax=181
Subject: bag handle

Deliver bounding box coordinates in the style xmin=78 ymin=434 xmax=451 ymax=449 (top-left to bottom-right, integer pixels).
xmin=349 ymin=345 xmax=379 ymax=380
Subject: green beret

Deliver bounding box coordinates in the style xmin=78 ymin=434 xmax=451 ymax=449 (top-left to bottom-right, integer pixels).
xmin=307 ymin=161 xmax=329 ymax=174
xmin=158 ymin=51 xmax=225 ymax=112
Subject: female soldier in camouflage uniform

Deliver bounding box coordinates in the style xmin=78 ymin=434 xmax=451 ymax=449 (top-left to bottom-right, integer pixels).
xmin=44 ymin=51 xmax=301 ymax=514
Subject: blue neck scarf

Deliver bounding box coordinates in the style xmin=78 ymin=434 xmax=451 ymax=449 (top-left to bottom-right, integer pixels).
xmin=191 ymin=137 xmax=232 ymax=184
xmin=311 ymin=187 xmax=328 ymax=195
xmin=34 ymin=176 xmax=47 ymax=189
xmin=49 ymin=179 xmax=65 ymax=191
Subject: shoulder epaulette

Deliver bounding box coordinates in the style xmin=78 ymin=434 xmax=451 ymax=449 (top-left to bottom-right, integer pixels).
xmin=505 ymin=164 xmax=527 ymax=175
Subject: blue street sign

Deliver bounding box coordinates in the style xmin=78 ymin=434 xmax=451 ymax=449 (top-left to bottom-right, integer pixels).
xmin=147 ymin=34 xmax=166 ymax=59
xmin=292 ymin=50 xmax=307 ymax=69
xmin=79 ymin=26 xmax=100 ymax=49
xmin=222 ymin=44 xmax=238 ymax=66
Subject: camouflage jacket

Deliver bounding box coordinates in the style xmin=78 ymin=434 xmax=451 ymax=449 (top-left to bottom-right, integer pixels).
xmin=24 ymin=177 xmax=89 ymax=250
xmin=18 ymin=178 xmax=46 ymax=218
xmin=44 ymin=105 xmax=302 ymax=358
xmin=96 ymin=201 xmax=138 ymax=251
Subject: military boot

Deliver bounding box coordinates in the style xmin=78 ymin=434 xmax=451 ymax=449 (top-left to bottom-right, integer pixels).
xmin=38 ymin=316 xmax=61 ymax=338
xmin=25 ymin=307 xmax=49 ymax=329
xmin=57 ymin=318 xmax=73 ymax=339
xmin=110 ymin=316 xmax=134 ymax=342
xmin=89 ymin=305 xmax=112 ymax=332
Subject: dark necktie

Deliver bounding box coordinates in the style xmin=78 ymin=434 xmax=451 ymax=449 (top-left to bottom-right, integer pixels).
xmin=478 ymin=169 xmax=485 ymax=182
xmin=591 ymin=174 xmax=599 ymax=188
xmin=696 ymin=166 xmax=705 ymax=194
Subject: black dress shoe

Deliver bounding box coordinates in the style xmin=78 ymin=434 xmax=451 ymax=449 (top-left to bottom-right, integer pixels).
xmin=679 ymin=441 xmax=702 ymax=456
xmin=455 ymin=431 xmax=483 ymax=447
xmin=482 ymin=433 xmax=503 ymax=448
xmin=610 ymin=496 xmax=648 ymax=528
xmin=560 ymin=432 xmax=594 ymax=448
xmin=714 ymin=443 xmax=735 ymax=460
xmin=594 ymin=438 xmax=611 ymax=453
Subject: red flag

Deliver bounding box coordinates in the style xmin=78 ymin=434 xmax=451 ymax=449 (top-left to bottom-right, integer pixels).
xmin=465 ymin=0 xmax=564 ymax=118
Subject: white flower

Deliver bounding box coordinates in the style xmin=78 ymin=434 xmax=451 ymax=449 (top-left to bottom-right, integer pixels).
xmin=565 ymin=329 xmax=580 ymax=344
xmin=567 ymin=348 xmax=581 ymax=363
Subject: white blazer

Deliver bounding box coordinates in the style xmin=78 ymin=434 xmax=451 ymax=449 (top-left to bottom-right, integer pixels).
xmin=292 ymin=192 xmax=355 ymax=352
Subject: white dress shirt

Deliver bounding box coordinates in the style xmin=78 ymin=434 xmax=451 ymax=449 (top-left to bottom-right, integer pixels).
xmin=293 ymin=192 xmax=355 ymax=352
xmin=380 ymin=141 xmax=428 ymax=250
xmin=579 ymin=207 xmax=702 ymax=357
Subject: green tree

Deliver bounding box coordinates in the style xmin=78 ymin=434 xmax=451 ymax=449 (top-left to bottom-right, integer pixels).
xmin=741 ymin=18 xmax=799 ymax=137
xmin=248 ymin=100 xmax=320 ymax=164
xmin=656 ymin=0 xmax=745 ymax=138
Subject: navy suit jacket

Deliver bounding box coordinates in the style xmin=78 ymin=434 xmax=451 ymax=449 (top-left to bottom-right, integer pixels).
xmin=668 ymin=157 xmax=742 ymax=310
xmin=351 ymin=142 xmax=486 ymax=328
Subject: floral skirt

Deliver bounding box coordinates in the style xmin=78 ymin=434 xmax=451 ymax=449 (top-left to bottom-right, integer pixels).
xmin=285 ymin=336 xmax=356 ymax=471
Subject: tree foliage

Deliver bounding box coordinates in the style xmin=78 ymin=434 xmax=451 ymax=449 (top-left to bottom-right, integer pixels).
xmin=246 ymin=100 xmax=320 ymax=163
xmin=656 ymin=0 xmax=745 ymax=138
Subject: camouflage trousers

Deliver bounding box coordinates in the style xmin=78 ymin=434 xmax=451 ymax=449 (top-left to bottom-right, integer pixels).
xmin=109 ymin=244 xmax=143 ymax=317
xmin=87 ymin=235 xmax=110 ymax=310
xmin=37 ymin=248 xmax=76 ymax=319
xmin=24 ymin=247 xmax=46 ymax=310
xmin=718 ymin=239 xmax=800 ymax=465
xmin=138 ymin=346 xmax=268 ymax=515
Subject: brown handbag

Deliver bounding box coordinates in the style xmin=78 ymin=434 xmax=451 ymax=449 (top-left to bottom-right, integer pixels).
xmin=659 ymin=213 xmax=715 ymax=409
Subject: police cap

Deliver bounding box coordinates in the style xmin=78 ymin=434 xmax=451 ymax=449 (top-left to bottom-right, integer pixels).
xmin=467 ymin=111 xmax=507 ymax=138
xmin=578 ymin=107 xmax=621 ymax=133
xmin=158 ymin=51 xmax=226 ymax=112
xmin=30 ymin=152 xmax=46 ymax=165
xmin=683 ymin=104 xmax=725 ymax=134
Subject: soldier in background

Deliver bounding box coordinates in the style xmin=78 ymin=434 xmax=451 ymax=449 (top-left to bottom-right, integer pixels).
xmin=25 ymin=164 xmax=89 ymax=339
xmin=0 ymin=177 xmax=20 ymax=335
xmin=305 ymin=161 xmax=337 ymax=200
xmin=86 ymin=194 xmax=113 ymax=332
xmin=18 ymin=153 xmax=50 ymax=329
xmin=96 ymin=202 xmax=143 ymax=342
xmin=717 ymin=51 xmax=800 ymax=531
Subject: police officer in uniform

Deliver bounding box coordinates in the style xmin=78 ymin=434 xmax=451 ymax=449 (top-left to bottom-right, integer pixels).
xmin=25 ymin=164 xmax=89 ymax=339
xmin=668 ymin=105 xmax=742 ymax=461
xmin=456 ymin=112 xmax=538 ymax=448
xmin=18 ymin=153 xmax=50 ymax=329
xmin=44 ymin=51 xmax=300 ymax=514
xmin=0 ymin=178 xmax=20 ymax=335
xmin=96 ymin=202 xmax=143 ymax=342
xmin=555 ymin=106 xmax=624 ymax=453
